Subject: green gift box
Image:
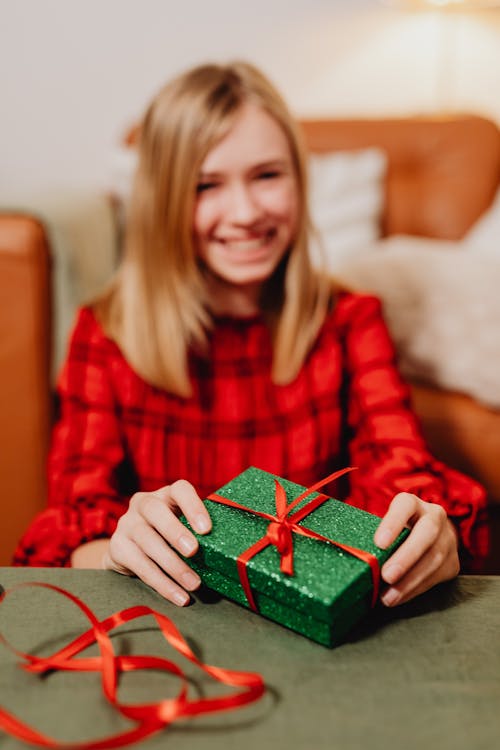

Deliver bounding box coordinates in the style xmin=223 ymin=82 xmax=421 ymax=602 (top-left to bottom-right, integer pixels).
xmin=183 ymin=467 xmax=408 ymax=647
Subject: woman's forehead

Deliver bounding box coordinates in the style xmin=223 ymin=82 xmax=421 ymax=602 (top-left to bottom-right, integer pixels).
xmin=199 ymin=103 xmax=292 ymax=174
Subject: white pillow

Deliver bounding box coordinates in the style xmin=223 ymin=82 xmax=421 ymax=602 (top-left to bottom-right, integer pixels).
xmin=464 ymin=185 xmax=500 ymax=255
xmin=7 ymin=189 xmax=118 ymax=381
xmin=109 ymin=145 xmax=137 ymax=208
xmin=308 ymin=148 xmax=387 ymax=271
xmin=336 ymin=235 xmax=500 ymax=409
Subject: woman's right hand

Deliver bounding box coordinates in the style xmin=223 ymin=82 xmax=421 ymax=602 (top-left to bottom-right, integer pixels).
xmin=102 ymin=480 xmax=212 ymax=605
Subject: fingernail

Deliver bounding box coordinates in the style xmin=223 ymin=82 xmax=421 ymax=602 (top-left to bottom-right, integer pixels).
xmin=173 ymin=591 xmax=190 ymax=606
xmin=178 ymin=534 xmax=197 ymax=555
xmin=375 ymin=529 xmax=392 ymax=549
xmin=195 ymin=513 xmax=211 ymax=533
xmin=181 ymin=570 xmax=201 ymax=590
xmin=381 ymin=588 xmax=400 ymax=607
xmin=383 ymin=563 xmax=403 ymax=585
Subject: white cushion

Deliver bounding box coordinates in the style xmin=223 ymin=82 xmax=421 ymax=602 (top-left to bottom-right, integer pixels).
xmin=6 ymin=190 xmax=118 ymax=381
xmin=109 ymin=145 xmax=137 ymax=207
xmin=464 ymin=185 xmax=500 ymax=255
xmin=308 ymin=148 xmax=387 ymax=270
xmin=336 ymin=235 xmax=500 ymax=409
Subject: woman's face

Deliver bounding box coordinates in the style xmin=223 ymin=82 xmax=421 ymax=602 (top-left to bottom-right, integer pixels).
xmin=193 ymin=102 xmax=299 ymax=314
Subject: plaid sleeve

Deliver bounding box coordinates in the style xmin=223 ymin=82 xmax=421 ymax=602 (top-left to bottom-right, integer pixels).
xmin=338 ymin=293 xmax=489 ymax=570
xmin=13 ymin=308 xmax=129 ymax=567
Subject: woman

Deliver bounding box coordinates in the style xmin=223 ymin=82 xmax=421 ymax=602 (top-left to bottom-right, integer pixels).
xmin=14 ymin=61 xmax=488 ymax=609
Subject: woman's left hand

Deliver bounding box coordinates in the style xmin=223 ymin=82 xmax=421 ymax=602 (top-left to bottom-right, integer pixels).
xmin=373 ymin=492 xmax=460 ymax=607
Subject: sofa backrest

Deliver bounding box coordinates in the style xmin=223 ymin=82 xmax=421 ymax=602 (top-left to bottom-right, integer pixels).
xmin=300 ymin=116 xmax=500 ymax=241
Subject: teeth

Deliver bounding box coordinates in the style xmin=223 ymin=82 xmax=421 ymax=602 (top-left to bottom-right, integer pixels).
xmin=220 ymin=235 xmax=269 ymax=251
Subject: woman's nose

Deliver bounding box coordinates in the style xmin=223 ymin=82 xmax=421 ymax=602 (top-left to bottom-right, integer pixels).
xmin=226 ymin=183 xmax=262 ymax=225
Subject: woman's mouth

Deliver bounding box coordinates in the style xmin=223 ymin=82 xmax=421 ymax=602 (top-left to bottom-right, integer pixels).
xmin=215 ymin=228 xmax=276 ymax=254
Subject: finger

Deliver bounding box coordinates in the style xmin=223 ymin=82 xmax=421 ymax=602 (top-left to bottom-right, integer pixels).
xmin=151 ymin=482 xmax=212 ymax=534
xmin=168 ymin=479 xmax=212 ymax=534
xmin=133 ymin=487 xmax=208 ymax=558
xmin=374 ymin=492 xmax=420 ymax=549
xmin=130 ymin=523 xmax=201 ymax=592
xmin=381 ymin=510 xmax=445 ymax=585
xmin=108 ymin=536 xmax=192 ymax=606
xmin=380 ymin=533 xmax=459 ymax=607
xmin=381 ymin=573 xmax=434 ymax=608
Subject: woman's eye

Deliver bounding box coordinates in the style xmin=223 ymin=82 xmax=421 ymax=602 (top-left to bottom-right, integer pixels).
xmin=258 ymin=171 xmax=280 ymax=180
xmin=196 ymin=182 xmax=217 ymax=193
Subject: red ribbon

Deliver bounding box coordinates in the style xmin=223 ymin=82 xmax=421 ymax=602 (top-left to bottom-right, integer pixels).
xmin=0 ymin=582 xmax=265 ymax=748
xmin=207 ymin=467 xmax=380 ymax=612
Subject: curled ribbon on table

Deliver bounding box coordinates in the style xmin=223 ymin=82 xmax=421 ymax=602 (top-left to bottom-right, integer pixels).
xmin=0 ymin=582 xmax=265 ymax=748
xmin=207 ymin=467 xmax=381 ymax=612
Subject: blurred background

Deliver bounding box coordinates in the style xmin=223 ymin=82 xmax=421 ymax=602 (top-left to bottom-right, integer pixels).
xmin=1 ymin=0 xmax=500 ymax=567
xmin=1 ymin=0 xmax=500 ymax=200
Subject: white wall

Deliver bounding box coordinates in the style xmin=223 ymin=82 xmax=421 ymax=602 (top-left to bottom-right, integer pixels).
xmin=1 ymin=0 xmax=499 ymax=200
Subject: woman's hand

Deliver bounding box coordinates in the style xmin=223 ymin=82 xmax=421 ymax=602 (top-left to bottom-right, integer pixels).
xmin=102 ymin=480 xmax=212 ymax=606
xmin=373 ymin=492 xmax=460 ymax=607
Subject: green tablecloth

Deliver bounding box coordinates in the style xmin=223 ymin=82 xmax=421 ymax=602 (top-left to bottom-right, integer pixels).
xmin=1 ymin=568 xmax=499 ymax=750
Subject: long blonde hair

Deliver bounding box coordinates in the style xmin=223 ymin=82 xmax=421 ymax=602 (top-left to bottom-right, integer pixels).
xmin=96 ymin=61 xmax=331 ymax=397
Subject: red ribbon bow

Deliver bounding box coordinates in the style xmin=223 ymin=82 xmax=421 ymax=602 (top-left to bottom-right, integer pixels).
xmin=0 ymin=582 xmax=265 ymax=748
xmin=207 ymin=467 xmax=380 ymax=612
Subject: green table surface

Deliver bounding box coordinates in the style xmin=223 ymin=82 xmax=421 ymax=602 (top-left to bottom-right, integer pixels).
xmin=0 ymin=568 xmax=499 ymax=750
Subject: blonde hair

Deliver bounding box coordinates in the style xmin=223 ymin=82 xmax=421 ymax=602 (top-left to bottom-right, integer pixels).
xmin=96 ymin=61 xmax=332 ymax=397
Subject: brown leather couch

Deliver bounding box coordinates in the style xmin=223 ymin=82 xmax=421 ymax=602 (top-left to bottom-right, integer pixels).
xmin=1 ymin=115 xmax=499 ymax=569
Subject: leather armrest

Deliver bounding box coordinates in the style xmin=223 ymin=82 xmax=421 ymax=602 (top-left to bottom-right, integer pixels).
xmin=411 ymin=380 xmax=500 ymax=504
xmin=0 ymin=214 xmax=52 ymax=563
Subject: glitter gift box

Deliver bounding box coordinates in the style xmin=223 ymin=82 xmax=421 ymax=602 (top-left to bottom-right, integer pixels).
xmin=183 ymin=467 xmax=408 ymax=647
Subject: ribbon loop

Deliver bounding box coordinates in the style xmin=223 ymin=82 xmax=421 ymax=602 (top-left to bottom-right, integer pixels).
xmin=266 ymin=520 xmax=294 ymax=575
xmin=0 ymin=582 xmax=265 ymax=748
xmin=266 ymin=520 xmax=292 ymax=555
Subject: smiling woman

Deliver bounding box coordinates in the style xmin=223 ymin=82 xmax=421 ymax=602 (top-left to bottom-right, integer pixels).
xmin=194 ymin=103 xmax=299 ymax=314
xmin=13 ymin=61 xmax=488 ymax=615
xmin=97 ymin=62 xmax=326 ymax=400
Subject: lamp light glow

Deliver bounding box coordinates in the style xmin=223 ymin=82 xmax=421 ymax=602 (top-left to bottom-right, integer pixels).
xmin=382 ymin=1 xmax=500 ymax=8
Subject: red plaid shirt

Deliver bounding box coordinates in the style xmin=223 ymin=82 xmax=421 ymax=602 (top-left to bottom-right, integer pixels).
xmin=14 ymin=292 xmax=488 ymax=568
